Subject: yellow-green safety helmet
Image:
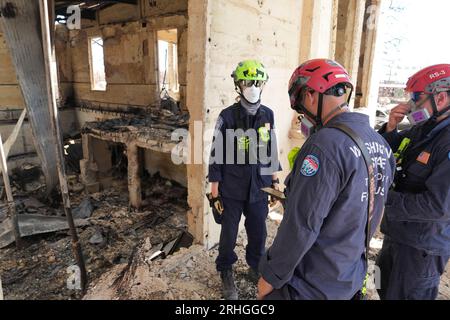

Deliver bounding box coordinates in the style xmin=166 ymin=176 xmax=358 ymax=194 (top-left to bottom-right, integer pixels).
xmin=231 ymin=60 xmax=269 ymax=83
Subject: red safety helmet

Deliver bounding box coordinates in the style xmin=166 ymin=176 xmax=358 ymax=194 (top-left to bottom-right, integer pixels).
xmin=288 ymin=59 xmax=353 ymax=110
xmin=406 ymin=64 xmax=450 ymax=119
xmin=406 ymin=64 xmax=450 ymax=94
xmin=288 ymin=59 xmax=353 ymax=126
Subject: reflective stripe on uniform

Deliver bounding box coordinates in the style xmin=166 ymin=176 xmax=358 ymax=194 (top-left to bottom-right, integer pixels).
xmin=394 ymin=137 xmax=411 ymax=164
xmin=288 ymin=147 xmax=301 ymax=170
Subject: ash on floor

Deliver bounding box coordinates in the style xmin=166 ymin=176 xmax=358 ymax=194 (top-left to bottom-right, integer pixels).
xmin=0 ymin=175 xmax=188 ymax=300
xmin=84 ymin=212 xmax=450 ymax=300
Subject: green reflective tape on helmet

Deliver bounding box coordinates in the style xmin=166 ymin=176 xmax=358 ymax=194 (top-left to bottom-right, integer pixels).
xmin=288 ymin=147 xmax=301 ymax=170
xmin=232 ymin=60 xmax=268 ymax=82
xmin=394 ymin=137 xmax=411 ymax=164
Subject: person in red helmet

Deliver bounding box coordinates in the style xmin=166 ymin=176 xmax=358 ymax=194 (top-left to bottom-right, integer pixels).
xmin=257 ymin=59 xmax=395 ymax=300
xmin=376 ymin=64 xmax=450 ymax=300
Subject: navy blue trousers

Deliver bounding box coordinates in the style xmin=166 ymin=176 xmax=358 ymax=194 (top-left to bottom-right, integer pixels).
xmin=216 ymin=197 xmax=269 ymax=272
xmin=376 ymin=237 xmax=449 ymax=300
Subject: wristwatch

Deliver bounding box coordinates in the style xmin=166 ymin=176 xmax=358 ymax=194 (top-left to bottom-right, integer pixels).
xmin=271 ymin=178 xmax=280 ymax=185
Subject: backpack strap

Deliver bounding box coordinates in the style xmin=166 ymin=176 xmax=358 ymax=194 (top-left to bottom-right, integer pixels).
xmin=328 ymin=123 xmax=375 ymax=264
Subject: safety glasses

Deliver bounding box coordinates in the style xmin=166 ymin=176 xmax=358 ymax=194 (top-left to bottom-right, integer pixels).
xmin=410 ymin=92 xmax=425 ymax=103
xmin=239 ymin=80 xmax=265 ymax=88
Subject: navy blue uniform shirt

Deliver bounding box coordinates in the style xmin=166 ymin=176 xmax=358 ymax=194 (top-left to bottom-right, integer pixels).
xmin=260 ymin=112 xmax=395 ymax=299
xmin=379 ymin=117 xmax=450 ymax=256
xmin=208 ymin=103 xmax=282 ymax=203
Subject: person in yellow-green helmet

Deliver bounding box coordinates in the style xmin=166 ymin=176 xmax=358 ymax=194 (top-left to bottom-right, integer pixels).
xmin=208 ymin=60 xmax=282 ymax=300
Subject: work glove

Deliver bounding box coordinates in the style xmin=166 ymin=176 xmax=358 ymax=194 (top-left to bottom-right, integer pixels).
xmin=206 ymin=193 xmax=224 ymax=224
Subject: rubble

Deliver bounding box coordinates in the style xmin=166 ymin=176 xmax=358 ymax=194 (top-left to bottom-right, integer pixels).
xmin=21 ymin=198 xmax=47 ymax=214
xmin=66 ymin=175 xmax=85 ymax=194
xmin=72 ymin=197 xmax=94 ymax=219
xmin=0 ymin=215 xmax=89 ymax=248
xmin=148 ymin=243 xmax=164 ymax=262
xmin=0 ymin=204 xmax=8 ymax=222
xmin=162 ymin=231 xmax=194 ymax=258
xmin=84 ymin=215 xmax=450 ymax=301
xmin=88 ymin=229 xmax=105 ymax=246
xmin=0 ymin=174 xmax=189 ymax=300
xmin=11 ymin=164 xmax=44 ymax=193
xmin=81 ymin=108 xmax=189 ymax=140
xmin=0 ymin=166 xmax=448 ymax=300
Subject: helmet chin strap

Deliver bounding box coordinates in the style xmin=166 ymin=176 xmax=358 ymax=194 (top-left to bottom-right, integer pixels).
xmin=316 ymin=93 xmax=324 ymax=129
xmin=295 ymin=92 xmax=324 ymax=129
xmin=296 ymin=85 xmax=353 ymax=128
xmin=314 ymin=85 xmax=353 ymax=129
xmin=300 ymin=95 xmax=349 ymax=129
xmin=428 ymin=94 xmax=450 ymax=121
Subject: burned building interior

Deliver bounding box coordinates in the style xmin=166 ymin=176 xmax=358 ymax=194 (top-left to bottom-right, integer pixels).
xmin=0 ymin=0 xmax=449 ymax=300
xmin=0 ymin=0 xmax=194 ymax=300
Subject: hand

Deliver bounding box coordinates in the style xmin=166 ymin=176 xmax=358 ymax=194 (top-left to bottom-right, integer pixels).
xmin=211 ymin=182 xmax=219 ymax=198
xmin=206 ymin=191 xmax=224 ymax=224
xmin=257 ymin=277 xmax=274 ymax=300
xmin=386 ymin=103 xmax=411 ymax=133
xmin=207 ymin=192 xmax=224 ymax=214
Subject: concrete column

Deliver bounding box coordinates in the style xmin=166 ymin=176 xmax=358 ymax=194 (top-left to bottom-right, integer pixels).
xmin=330 ymin=0 xmax=340 ymax=60
xmin=167 ymin=42 xmax=175 ymax=92
xmin=81 ymin=133 xmax=93 ymax=162
xmin=127 ymin=143 xmax=142 ymax=209
xmin=355 ymin=0 xmax=382 ymax=126
xmin=300 ymin=0 xmax=336 ymax=62
xmin=334 ymin=0 xmax=366 ymax=108
xmin=79 ymin=134 xmax=99 ymax=192
xmin=186 ymin=0 xmax=210 ymax=246
xmin=293 ymin=0 xmax=336 ymax=145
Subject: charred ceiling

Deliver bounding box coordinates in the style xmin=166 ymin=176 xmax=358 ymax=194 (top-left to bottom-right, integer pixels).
xmin=55 ymin=0 xmax=138 ymax=21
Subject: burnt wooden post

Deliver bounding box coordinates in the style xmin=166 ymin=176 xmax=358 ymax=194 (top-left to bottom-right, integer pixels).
xmin=39 ymin=0 xmax=87 ymax=292
xmin=0 ymin=134 xmax=21 ymax=249
xmin=0 ymin=0 xmax=59 ymax=192
xmin=127 ymin=143 xmax=142 ymax=209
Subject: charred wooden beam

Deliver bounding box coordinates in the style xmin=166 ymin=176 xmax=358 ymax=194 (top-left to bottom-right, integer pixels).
xmin=0 ymin=0 xmax=59 ymax=192
xmin=39 ymin=0 xmax=88 ymax=292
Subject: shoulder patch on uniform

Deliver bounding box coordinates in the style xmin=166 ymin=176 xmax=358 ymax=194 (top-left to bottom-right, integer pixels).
xmin=300 ymin=155 xmax=320 ymax=177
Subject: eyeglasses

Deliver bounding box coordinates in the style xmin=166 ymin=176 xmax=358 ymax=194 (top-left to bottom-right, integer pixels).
xmin=410 ymin=92 xmax=425 ymax=103
xmin=239 ymin=80 xmax=265 ymax=88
